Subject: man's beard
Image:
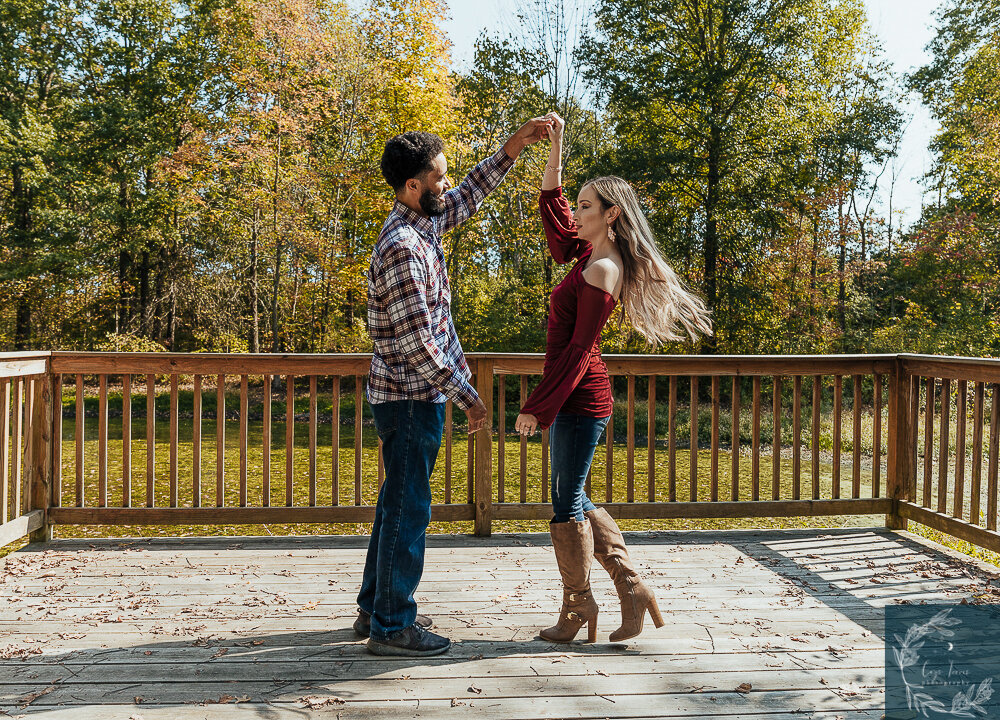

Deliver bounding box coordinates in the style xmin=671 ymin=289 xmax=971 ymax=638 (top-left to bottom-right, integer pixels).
xmin=419 ymin=187 xmax=447 ymax=217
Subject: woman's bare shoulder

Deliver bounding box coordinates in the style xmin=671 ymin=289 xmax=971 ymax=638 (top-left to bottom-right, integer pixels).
xmin=581 ymin=257 xmax=621 ymax=297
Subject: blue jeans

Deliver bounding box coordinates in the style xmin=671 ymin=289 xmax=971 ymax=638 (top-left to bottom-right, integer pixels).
xmin=550 ymin=411 xmax=612 ymax=522
xmin=356 ymin=399 xmax=445 ymax=642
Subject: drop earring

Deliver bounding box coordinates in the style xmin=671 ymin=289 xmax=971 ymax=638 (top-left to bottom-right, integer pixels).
xmin=607 ymin=223 xmax=616 ymax=243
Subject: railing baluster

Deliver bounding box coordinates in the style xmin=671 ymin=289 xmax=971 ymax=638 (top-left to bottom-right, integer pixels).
xmin=541 ymin=426 xmax=549 ymax=504
xmin=170 ymin=374 xmax=179 ymax=508
xmin=752 ymin=376 xmax=760 ymax=501
xmin=690 ymin=376 xmax=698 ymax=502
xmin=832 ymin=375 xmax=842 ymax=500
xmin=122 ymin=374 xmax=131 ymax=508
xmin=288 ymin=375 xmax=296 ymax=507
xmin=354 ymin=376 xmax=362 ymax=506
xmin=648 ymin=377 xmax=656 ymax=502
xmin=971 ymin=382 xmax=984 ymax=523
xmin=309 ymin=376 xmax=317 ymax=507
xmin=812 ymin=376 xmax=821 ymax=500
xmin=873 ymin=374 xmax=883 ymax=498
xmin=468 ymin=410 xmax=475 ymax=504
xmin=711 ymin=376 xmax=719 ymax=501
xmin=193 ymin=375 xmax=202 ymax=508
xmin=988 ymin=385 xmax=999 ymax=531
xmin=910 ymin=376 xmax=920 ymax=499
xmin=923 ymin=377 xmax=935 ymax=508
xmin=937 ymin=378 xmax=951 ymax=514
xmin=262 ymin=374 xmax=270 ymax=507
xmin=75 ymin=374 xmax=83 ymax=507
xmin=793 ymin=376 xmax=801 ymax=501
xmin=445 ymin=400 xmax=452 ymax=504
xmin=145 ymin=374 xmax=156 ymax=508
xmin=627 ymin=375 xmax=635 ymax=503
xmin=13 ymin=379 xmax=23 ymax=515
xmin=668 ymin=376 xmax=677 ymax=502
xmin=22 ymin=379 xmax=32 ymax=515
xmin=772 ymin=375 xmax=781 ymax=500
xmin=954 ymin=380 xmax=967 ymax=519
xmin=520 ymin=376 xmax=527 ymax=504
xmin=605 ymin=403 xmax=613 ymax=503
xmin=1 ymin=379 xmax=9 ymax=522
xmin=498 ymin=376 xmax=506 ymax=504
xmin=239 ymin=375 xmax=248 ymax=508
xmin=731 ymin=377 xmax=740 ymax=501
xmin=330 ymin=376 xmax=338 ymax=506
xmin=853 ymin=375 xmax=862 ymax=499
xmin=98 ymin=374 xmax=107 ymax=508
xmin=216 ymin=374 xmax=224 ymax=508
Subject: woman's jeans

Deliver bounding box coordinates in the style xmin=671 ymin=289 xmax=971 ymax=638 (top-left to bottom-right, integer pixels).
xmin=356 ymin=399 xmax=445 ymax=643
xmin=550 ymin=411 xmax=612 ymax=523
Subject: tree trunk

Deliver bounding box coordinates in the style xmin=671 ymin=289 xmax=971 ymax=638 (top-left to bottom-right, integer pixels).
xmin=139 ymin=250 xmax=150 ymax=336
xmin=248 ymin=205 xmax=261 ymax=353
xmin=703 ymin=126 xmax=722 ymax=354
xmin=271 ymin=136 xmax=282 ymax=353
xmin=11 ymin=165 xmax=32 ymax=349
xmin=15 ymin=299 xmax=31 ymax=351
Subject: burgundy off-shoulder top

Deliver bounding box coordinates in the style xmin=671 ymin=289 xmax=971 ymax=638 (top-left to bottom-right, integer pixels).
xmin=519 ymin=187 xmax=616 ymax=430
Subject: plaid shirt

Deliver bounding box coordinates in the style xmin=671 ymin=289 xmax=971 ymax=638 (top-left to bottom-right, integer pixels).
xmin=367 ymin=148 xmax=515 ymax=409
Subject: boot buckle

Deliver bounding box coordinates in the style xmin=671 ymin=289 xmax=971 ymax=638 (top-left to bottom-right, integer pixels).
xmin=567 ymin=611 xmax=580 ymax=620
xmin=568 ymin=593 xmax=576 ymax=601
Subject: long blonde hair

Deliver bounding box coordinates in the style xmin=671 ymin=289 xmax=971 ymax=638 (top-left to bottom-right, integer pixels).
xmin=583 ymin=176 xmax=713 ymax=345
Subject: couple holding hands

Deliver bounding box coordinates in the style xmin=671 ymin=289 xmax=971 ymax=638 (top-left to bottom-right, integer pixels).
xmin=358 ymin=112 xmax=712 ymax=656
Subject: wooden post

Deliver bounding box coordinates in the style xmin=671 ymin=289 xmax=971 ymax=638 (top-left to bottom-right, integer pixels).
xmin=886 ymin=359 xmax=913 ymax=530
xmin=29 ymin=374 xmax=53 ymax=542
xmin=474 ymin=358 xmax=494 ymax=537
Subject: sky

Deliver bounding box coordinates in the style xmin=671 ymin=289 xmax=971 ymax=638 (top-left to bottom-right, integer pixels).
xmin=439 ymin=0 xmax=945 ymax=231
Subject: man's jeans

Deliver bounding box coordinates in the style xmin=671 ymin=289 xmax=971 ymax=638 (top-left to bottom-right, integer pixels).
xmin=550 ymin=411 xmax=612 ymax=523
xmin=356 ymin=399 xmax=445 ymax=642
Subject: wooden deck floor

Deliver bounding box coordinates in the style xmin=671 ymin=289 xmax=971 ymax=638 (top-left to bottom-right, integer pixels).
xmin=2 ymin=528 xmax=999 ymax=719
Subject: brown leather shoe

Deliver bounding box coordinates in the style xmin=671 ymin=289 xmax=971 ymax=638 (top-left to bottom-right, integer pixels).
xmin=539 ymin=519 xmax=598 ymax=643
xmin=587 ymin=507 xmax=664 ymax=641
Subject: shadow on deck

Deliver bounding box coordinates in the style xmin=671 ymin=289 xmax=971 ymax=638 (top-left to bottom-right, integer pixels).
xmin=1 ymin=528 xmax=999 ymax=719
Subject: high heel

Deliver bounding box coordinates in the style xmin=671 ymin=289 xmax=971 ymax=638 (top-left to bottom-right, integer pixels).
xmin=648 ymin=597 xmax=665 ymax=628
xmin=586 ymin=507 xmax=664 ymax=642
xmin=540 ymin=520 xmax=599 ymax=643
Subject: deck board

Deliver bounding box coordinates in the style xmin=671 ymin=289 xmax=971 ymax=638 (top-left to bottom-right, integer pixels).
xmin=1 ymin=528 xmax=999 ymax=718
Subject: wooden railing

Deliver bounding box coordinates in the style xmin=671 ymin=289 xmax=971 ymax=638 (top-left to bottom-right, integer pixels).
xmin=1 ymin=352 xmax=998 ymax=555
xmin=0 ymin=353 xmax=53 ymax=547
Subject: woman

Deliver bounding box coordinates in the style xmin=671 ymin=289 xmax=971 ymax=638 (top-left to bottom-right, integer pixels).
xmin=516 ymin=112 xmax=712 ymax=643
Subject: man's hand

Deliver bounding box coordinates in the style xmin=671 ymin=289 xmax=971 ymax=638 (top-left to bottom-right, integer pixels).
xmin=514 ymin=412 xmax=538 ymax=436
xmin=503 ymin=115 xmax=554 ymax=159
xmin=466 ymin=398 xmax=489 ymax=434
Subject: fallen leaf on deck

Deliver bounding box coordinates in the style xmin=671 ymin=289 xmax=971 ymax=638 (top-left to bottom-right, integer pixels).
xmin=298 ymin=695 xmax=345 ymax=709
xmin=735 ymin=682 xmax=752 ymax=694
xmin=19 ymin=684 xmax=57 ymax=708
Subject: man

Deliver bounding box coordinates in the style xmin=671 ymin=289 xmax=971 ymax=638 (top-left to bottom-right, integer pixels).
xmin=356 ymin=117 xmax=552 ymax=656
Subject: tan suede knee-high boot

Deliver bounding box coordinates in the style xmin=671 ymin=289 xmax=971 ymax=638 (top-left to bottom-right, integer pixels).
xmin=586 ymin=507 xmax=664 ymax=641
xmin=539 ymin=519 xmax=599 ymax=643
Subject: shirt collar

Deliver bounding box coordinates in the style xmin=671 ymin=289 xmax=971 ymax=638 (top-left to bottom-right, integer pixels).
xmin=392 ymin=199 xmax=436 ymax=238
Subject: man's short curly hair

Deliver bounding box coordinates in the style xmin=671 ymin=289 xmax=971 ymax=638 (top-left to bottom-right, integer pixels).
xmin=380 ymin=131 xmax=445 ymax=193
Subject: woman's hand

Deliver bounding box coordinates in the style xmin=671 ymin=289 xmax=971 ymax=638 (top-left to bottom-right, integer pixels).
xmin=514 ymin=412 xmax=539 ymax=436
xmin=545 ymin=111 xmax=565 ymax=143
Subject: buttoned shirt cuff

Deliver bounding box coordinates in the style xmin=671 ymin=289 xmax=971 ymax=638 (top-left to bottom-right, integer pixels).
xmin=449 ymin=381 xmax=480 ymax=411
